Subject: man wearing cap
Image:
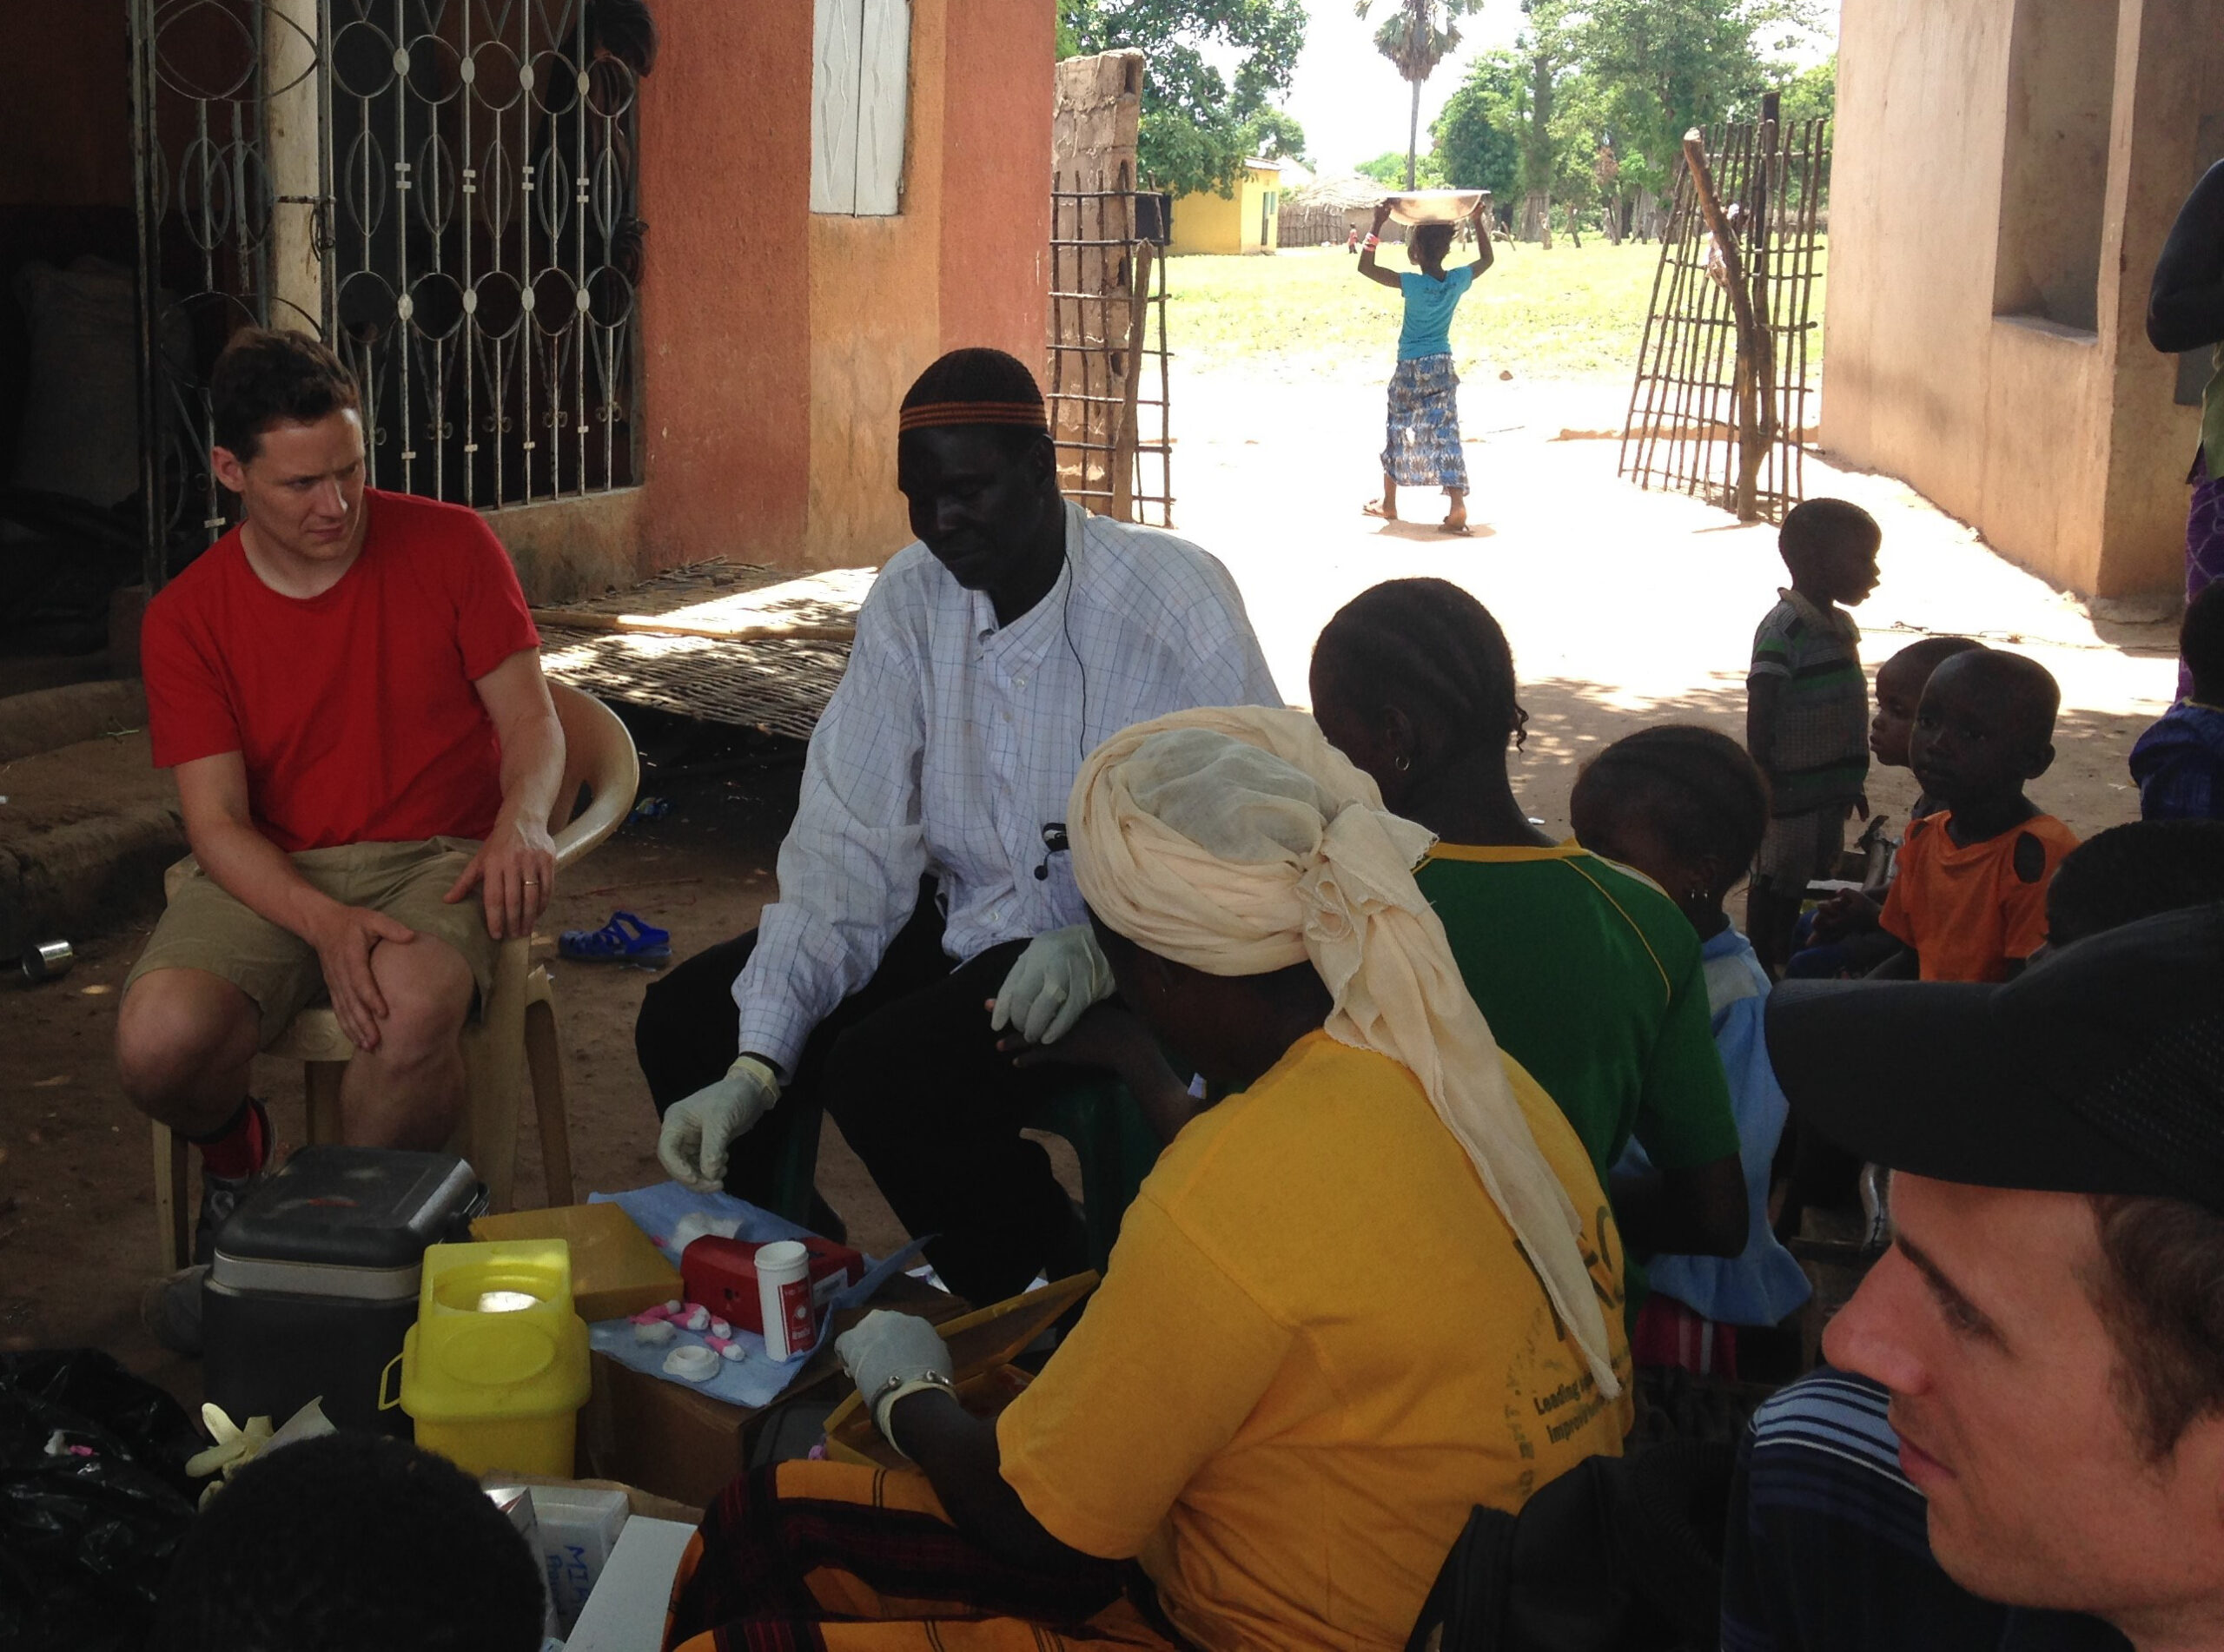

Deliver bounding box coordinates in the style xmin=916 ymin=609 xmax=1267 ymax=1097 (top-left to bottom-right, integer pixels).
xmin=635 ymin=347 xmax=1279 ymax=1304
xmin=1725 ymin=899 xmax=2224 ymax=1652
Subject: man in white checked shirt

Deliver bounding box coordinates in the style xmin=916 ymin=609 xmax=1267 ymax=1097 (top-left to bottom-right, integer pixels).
xmin=636 ymin=348 xmax=1280 ymax=1303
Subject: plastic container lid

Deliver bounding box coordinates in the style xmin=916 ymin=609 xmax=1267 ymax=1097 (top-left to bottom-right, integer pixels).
xmin=216 ymin=1147 xmax=478 ymax=1272
xmin=661 ymin=1344 xmax=718 ymax=1382
xmin=755 ymin=1240 xmax=809 ymax=1283
xmin=400 ymin=1239 xmax=589 ymax=1424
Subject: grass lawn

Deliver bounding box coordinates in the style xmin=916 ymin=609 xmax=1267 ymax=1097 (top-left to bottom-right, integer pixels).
xmin=1164 ymin=240 xmax=1827 ymax=383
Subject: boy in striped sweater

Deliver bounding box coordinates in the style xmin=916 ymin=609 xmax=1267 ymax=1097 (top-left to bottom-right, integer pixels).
xmin=1745 ymin=499 xmax=1881 ymax=974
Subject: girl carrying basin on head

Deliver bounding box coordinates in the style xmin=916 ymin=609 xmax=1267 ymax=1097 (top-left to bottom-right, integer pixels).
xmin=1358 ymin=195 xmax=1493 ymax=534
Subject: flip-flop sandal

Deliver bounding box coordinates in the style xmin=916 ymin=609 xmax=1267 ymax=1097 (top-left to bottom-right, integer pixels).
xmin=1362 ymin=500 xmax=1397 ymax=519
xmin=559 ymin=909 xmax=672 ymax=962
xmin=1438 ymin=522 xmax=1473 ymax=536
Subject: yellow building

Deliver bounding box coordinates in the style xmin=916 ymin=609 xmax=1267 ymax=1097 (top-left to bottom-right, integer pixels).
xmin=1169 ymin=160 xmax=1282 ymax=255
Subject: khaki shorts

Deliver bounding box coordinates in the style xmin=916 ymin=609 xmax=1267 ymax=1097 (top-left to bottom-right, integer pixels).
xmin=125 ymin=836 xmax=500 ymax=1047
xmin=1752 ymin=807 xmax=1849 ymax=896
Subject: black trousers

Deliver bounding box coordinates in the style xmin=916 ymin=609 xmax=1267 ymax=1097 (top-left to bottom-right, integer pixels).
xmin=634 ymin=892 xmax=1091 ymax=1305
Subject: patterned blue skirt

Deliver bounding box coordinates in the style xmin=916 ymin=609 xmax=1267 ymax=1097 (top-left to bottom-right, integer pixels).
xmin=1381 ymin=353 xmax=1468 ymax=491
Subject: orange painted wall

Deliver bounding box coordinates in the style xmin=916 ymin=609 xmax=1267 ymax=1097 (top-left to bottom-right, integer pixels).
xmin=631 ymin=0 xmax=1051 ymax=575
xmin=633 ymin=5 xmax=814 ymax=572
xmin=940 ymin=0 xmax=1053 ymax=362
xmin=804 ymin=0 xmax=950 ymax=568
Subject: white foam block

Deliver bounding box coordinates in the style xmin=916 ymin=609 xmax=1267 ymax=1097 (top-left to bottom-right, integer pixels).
xmin=562 ymin=1516 xmax=697 ymax=1651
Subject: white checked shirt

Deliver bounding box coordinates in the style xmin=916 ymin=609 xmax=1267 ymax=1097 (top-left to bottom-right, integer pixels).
xmin=732 ymin=500 xmax=1281 ymax=1072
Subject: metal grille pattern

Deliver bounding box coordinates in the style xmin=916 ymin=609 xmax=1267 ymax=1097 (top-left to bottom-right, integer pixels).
xmin=328 ymin=0 xmax=642 ymax=507
xmin=1047 ymin=175 xmax=1172 ymax=528
xmin=131 ymin=0 xmax=332 ymax=586
xmin=1618 ymin=106 xmax=1830 ymax=524
xmin=130 ymin=0 xmax=643 ymax=586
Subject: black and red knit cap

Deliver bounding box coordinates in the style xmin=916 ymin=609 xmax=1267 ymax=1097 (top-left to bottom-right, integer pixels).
xmin=898 ymin=347 xmax=1049 ymax=435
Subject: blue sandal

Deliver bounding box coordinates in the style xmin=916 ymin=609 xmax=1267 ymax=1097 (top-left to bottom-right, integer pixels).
xmin=559 ymin=910 xmax=672 ymax=963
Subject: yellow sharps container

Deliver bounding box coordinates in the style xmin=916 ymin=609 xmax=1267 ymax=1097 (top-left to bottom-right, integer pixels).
xmin=390 ymin=1239 xmax=590 ymax=1477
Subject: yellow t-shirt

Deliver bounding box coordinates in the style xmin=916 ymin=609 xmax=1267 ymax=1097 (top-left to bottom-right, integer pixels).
xmin=996 ymin=1032 xmax=1632 ymax=1651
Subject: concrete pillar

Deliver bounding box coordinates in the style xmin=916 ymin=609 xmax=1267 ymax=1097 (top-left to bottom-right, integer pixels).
xmin=263 ymin=0 xmax=324 ymax=333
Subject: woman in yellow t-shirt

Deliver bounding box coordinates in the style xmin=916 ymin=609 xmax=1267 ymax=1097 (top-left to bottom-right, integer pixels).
xmin=663 ymin=707 xmax=1630 ymax=1652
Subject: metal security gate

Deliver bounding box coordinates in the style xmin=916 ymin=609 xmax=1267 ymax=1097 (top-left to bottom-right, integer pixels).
xmin=131 ymin=0 xmax=645 ymax=588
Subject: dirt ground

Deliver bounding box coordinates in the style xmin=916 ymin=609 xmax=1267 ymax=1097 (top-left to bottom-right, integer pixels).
xmin=0 ymin=364 xmax=2182 ymax=1413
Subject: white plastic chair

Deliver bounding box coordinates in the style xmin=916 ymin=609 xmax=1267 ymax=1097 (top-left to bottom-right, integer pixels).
xmin=152 ymin=682 xmax=639 ymax=1268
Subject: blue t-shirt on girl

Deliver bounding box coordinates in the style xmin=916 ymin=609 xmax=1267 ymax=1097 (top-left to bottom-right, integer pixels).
xmin=1617 ymin=925 xmax=1812 ymax=1329
xmin=1397 ymin=265 xmax=1474 ymax=360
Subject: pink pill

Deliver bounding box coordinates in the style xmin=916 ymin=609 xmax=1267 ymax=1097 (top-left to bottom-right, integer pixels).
xmin=630 ymin=1305 xmax=672 ymax=1325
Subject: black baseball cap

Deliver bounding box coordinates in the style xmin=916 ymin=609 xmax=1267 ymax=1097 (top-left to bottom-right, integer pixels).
xmin=1765 ymin=902 xmax=2224 ymax=1210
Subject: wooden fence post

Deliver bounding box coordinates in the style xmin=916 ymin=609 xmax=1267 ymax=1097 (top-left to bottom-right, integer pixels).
xmin=1680 ymin=127 xmax=1777 ymax=521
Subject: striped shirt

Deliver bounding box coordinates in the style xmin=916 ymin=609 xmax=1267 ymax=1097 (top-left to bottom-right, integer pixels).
xmin=1721 ymin=1368 xmax=2128 ymax=1651
xmin=731 ymin=500 xmax=1281 ymax=1072
xmin=1749 ymin=587 xmax=1870 ymax=817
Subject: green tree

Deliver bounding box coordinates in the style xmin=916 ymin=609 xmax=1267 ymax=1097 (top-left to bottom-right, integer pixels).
xmin=1356 ymin=0 xmax=1487 ymax=190
xmin=1431 ymin=50 xmax=1521 ymax=198
xmin=1060 ymin=1 xmax=1309 ymax=198
xmin=1773 ymin=54 xmax=1834 ymax=127
xmin=1574 ymin=0 xmax=1814 ymax=185
xmin=1358 ymin=149 xmax=1446 ymax=188
xmin=1508 ymin=0 xmax=1573 ymax=241
xmin=1240 ymin=107 xmax=1311 ymax=165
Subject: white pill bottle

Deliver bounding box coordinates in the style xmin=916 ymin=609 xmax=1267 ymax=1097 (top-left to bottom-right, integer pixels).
xmin=757 ymin=1240 xmax=818 ymax=1361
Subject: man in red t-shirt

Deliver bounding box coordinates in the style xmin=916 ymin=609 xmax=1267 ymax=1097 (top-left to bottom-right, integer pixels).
xmin=117 ymin=329 xmax=566 ymax=1292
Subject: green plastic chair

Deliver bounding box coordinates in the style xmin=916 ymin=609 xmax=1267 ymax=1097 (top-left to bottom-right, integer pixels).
xmin=763 ymin=1075 xmax=1162 ymax=1277
xmin=1025 ymin=1074 xmax=1166 ymax=1274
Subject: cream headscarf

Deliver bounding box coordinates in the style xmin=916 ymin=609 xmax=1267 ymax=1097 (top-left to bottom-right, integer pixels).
xmin=1069 ymin=704 xmax=1620 ymax=1400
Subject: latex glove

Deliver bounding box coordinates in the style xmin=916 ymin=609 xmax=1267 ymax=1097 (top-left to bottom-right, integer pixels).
xmin=657 ymin=1054 xmax=779 ymax=1193
xmin=990 ymin=923 xmax=1116 ymax=1047
xmin=837 ymin=1310 xmax=956 ymax=1444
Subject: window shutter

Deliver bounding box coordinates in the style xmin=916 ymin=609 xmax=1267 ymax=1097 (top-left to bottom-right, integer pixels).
xmin=853 ymin=0 xmax=911 ymax=216
xmin=811 ymin=0 xmax=864 ymax=214
xmin=812 ymin=0 xmax=910 ymax=217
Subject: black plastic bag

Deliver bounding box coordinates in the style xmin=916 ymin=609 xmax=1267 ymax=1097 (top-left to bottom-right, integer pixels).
xmin=1 ymin=1349 xmax=204 ymax=1652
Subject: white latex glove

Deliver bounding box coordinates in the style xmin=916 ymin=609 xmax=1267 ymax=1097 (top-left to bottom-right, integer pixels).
xmin=837 ymin=1309 xmax=956 ymax=1445
xmin=657 ymin=1054 xmax=779 ymax=1193
xmin=990 ymin=923 xmax=1116 ymax=1047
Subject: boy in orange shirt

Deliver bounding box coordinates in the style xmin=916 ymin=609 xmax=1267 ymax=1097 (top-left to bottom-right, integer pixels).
xmin=1827 ymin=650 xmax=2077 ymax=981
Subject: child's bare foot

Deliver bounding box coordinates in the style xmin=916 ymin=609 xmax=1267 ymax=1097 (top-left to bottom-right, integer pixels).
xmin=1363 ymin=499 xmax=1398 ymax=520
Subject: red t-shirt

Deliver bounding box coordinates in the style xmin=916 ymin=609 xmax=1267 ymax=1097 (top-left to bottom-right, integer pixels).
xmin=142 ymin=489 xmax=539 ymax=852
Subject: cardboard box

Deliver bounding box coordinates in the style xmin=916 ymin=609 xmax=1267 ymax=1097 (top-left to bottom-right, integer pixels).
xmin=470 ymin=1203 xmax=681 ymax=1323
xmin=564 ymin=1516 xmax=698 ymax=1652
xmin=576 ymin=1272 xmax=971 ymax=1507
xmin=485 ymin=1476 xmax=699 ymax=1648
xmin=486 ymin=1473 xmax=700 ymax=1526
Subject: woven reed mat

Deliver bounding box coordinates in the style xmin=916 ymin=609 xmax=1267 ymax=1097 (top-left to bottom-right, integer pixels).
xmin=538 ymin=560 xmax=875 ymax=740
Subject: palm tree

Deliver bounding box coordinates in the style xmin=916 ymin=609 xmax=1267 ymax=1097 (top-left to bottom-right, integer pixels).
xmin=1358 ymin=0 xmax=1486 ymax=189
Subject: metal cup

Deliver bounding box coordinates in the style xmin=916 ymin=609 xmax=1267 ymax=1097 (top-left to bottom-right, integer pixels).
xmin=21 ymin=941 xmax=73 ymax=983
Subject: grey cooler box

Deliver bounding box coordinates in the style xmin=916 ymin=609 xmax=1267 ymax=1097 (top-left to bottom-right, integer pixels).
xmin=202 ymin=1146 xmax=483 ymax=1434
